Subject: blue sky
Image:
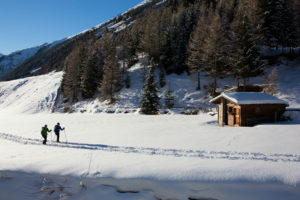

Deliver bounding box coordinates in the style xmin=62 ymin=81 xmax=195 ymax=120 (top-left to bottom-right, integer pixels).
xmin=0 ymin=0 xmax=142 ymax=55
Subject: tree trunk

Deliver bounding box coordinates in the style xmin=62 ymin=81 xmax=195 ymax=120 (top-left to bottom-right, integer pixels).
xmin=236 ymin=78 xmax=240 ymax=91
xmin=213 ymin=74 xmax=217 ymax=96
xmin=196 ymin=71 xmax=201 ymax=90
xmin=243 ymin=78 xmax=247 ymax=91
xmin=290 ymin=47 xmax=295 ymax=55
xmin=122 ymin=60 xmax=126 ymax=74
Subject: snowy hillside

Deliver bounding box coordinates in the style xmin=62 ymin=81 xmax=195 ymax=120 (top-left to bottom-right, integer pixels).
xmin=276 ymin=64 xmax=300 ymax=107
xmin=63 ymin=61 xmax=212 ymax=114
xmin=0 ymin=64 xmax=206 ymax=114
xmin=57 ymin=59 xmax=300 ymax=113
xmin=0 ymin=71 xmax=62 ymax=114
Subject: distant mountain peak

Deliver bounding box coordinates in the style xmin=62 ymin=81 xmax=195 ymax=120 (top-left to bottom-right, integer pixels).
xmin=0 ymin=44 xmax=48 ymax=76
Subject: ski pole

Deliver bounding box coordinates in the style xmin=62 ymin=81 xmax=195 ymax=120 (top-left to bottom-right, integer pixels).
xmin=64 ymin=129 xmax=68 ymax=143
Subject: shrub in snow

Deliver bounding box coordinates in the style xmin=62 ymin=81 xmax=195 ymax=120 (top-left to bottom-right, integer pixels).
xmin=263 ymin=68 xmax=279 ymax=95
xmin=204 ymin=82 xmax=220 ymax=98
xmin=164 ymin=81 xmax=175 ymax=109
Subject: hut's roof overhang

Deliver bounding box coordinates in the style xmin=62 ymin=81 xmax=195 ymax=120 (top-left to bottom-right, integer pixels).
xmin=209 ymin=92 xmax=289 ymax=106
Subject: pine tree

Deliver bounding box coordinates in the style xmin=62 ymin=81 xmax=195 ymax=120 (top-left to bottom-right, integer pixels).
xmin=158 ymin=7 xmax=173 ymax=73
xmin=167 ymin=0 xmax=179 ymax=12
xmin=262 ymin=0 xmax=297 ymax=50
xmin=80 ymin=48 xmax=104 ymax=99
xmin=262 ymin=0 xmax=282 ymax=48
xmin=279 ymin=1 xmax=297 ymax=50
xmin=186 ymin=14 xmax=207 ymax=90
xmin=122 ymin=33 xmax=138 ymax=66
xmin=228 ymin=1 xmax=264 ymax=91
xmin=201 ymin=11 xmax=228 ymax=96
xmin=289 ymin=0 xmax=300 ymax=48
xmin=140 ymin=59 xmax=160 ymax=114
xmin=61 ymin=43 xmax=87 ymax=103
xmin=116 ymin=45 xmax=131 ymax=89
xmin=140 ymin=9 xmax=161 ymax=62
xmin=99 ymin=47 xmax=122 ymax=104
xmin=169 ymin=6 xmax=197 ymax=74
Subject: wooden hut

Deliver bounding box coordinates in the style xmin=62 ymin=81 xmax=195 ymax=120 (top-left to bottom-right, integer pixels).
xmin=210 ymin=92 xmax=289 ymax=126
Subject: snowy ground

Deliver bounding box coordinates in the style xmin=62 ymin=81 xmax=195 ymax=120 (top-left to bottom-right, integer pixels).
xmin=0 ymin=113 xmax=300 ymax=199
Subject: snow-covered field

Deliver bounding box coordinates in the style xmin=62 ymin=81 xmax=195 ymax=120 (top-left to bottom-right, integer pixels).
xmin=0 ymin=113 xmax=300 ymax=199
xmin=1 ymin=113 xmax=300 ymax=181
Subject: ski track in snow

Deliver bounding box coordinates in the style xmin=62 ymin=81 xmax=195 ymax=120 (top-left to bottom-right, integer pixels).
xmin=1 ymin=132 xmax=300 ymax=163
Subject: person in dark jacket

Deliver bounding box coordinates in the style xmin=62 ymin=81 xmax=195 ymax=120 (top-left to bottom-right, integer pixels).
xmin=54 ymin=122 xmax=65 ymax=143
xmin=41 ymin=125 xmax=51 ymax=145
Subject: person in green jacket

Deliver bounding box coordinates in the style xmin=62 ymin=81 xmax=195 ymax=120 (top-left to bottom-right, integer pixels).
xmin=41 ymin=125 xmax=52 ymax=145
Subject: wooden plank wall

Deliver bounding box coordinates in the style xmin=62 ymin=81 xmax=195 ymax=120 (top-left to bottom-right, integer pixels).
xmin=241 ymin=104 xmax=286 ymax=126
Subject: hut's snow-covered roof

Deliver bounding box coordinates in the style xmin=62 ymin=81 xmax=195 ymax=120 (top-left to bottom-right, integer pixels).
xmin=210 ymin=92 xmax=289 ymax=105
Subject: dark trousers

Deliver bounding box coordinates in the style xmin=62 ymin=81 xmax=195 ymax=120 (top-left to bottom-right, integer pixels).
xmin=42 ymin=135 xmax=47 ymax=144
xmin=55 ymin=132 xmax=60 ymax=142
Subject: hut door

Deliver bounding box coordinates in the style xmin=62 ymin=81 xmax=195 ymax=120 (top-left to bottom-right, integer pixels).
xmin=227 ymin=106 xmax=235 ymax=126
xmin=228 ymin=106 xmax=240 ymax=126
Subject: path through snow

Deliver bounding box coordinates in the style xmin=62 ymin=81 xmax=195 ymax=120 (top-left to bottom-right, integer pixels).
xmin=1 ymin=132 xmax=300 ymax=163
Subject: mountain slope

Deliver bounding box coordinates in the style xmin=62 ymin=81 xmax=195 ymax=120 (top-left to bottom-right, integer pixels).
xmin=2 ymin=0 xmax=298 ymax=84
xmin=0 ymin=44 xmax=48 ymax=77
